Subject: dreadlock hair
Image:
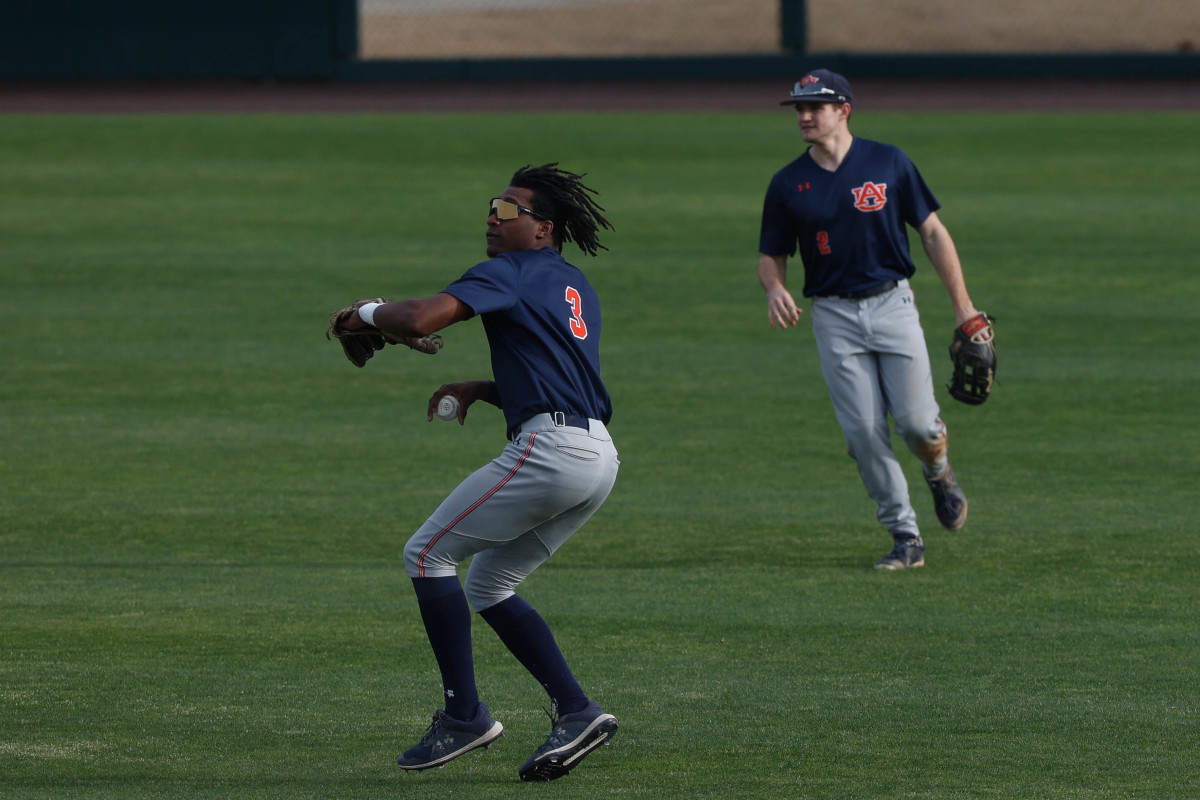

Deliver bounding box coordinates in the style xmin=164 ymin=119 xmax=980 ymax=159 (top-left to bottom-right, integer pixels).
xmin=509 ymin=163 xmax=613 ymax=257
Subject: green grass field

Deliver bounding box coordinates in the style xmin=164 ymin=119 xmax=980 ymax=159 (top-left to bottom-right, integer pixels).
xmin=2 ymin=108 xmax=1198 ymax=799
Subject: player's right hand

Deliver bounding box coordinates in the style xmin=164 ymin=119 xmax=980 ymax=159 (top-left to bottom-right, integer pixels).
xmin=767 ymin=287 xmax=802 ymax=328
xmin=425 ymin=381 xmax=492 ymax=423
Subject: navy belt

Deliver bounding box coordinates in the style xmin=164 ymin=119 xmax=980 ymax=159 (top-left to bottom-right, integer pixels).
xmin=508 ymin=411 xmax=591 ymax=441
xmin=550 ymin=411 xmax=590 ymax=430
xmin=824 ymin=280 xmax=897 ymax=300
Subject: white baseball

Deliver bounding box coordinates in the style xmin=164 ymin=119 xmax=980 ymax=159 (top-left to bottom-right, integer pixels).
xmin=435 ymin=395 xmax=460 ymax=421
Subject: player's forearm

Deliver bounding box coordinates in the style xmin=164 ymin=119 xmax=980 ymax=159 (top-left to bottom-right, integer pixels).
xmin=440 ymin=380 xmax=501 ymax=408
xmin=758 ymin=253 xmax=789 ymax=293
xmin=372 ymin=293 xmax=469 ymax=337
xmin=474 ymin=380 xmax=502 ymax=407
xmin=920 ymin=220 xmax=976 ymax=324
xmin=931 ymin=260 xmax=977 ymax=325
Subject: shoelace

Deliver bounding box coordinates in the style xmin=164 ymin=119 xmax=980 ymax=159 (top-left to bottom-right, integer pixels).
xmin=531 ymin=705 xmax=573 ymax=751
xmin=542 ymin=705 xmax=565 ymax=732
xmin=418 ymin=711 xmax=446 ymax=744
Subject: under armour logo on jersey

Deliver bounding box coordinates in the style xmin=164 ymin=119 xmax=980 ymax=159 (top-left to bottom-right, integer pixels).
xmin=796 ymin=181 xmax=812 ymax=192
xmin=851 ymin=181 xmax=888 ymax=212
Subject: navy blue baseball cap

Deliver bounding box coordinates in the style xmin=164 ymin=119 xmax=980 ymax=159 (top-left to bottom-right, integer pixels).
xmin=780 ymin=69 xmax=854 ymax=105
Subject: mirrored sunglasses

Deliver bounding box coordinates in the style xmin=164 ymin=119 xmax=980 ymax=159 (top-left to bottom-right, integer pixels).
xmin=489 ymin=197 xmax=545 ymax=221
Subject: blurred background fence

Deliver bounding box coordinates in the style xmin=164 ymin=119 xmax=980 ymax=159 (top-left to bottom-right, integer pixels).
xmin=359 ymin=0 xmax=1199 ymax=60
xmin=359 ymin=0 xmax=782 ymax=59
xmin=0 ymin=0 xmax=1196 ymax=81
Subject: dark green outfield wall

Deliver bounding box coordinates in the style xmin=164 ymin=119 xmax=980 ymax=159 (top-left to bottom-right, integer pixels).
xmin=0 ymin=0 xmax=357 ymax=80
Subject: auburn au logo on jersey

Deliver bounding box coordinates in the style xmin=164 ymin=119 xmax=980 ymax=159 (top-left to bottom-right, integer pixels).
xmin=851 ymin=181 xmax=888 ymax=212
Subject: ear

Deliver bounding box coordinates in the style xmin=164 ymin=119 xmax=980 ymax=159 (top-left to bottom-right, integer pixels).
xmin=535 ymin=218 xmax=555 ymax=242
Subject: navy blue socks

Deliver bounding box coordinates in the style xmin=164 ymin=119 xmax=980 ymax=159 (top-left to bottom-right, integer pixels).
xmin=411 ymin=580 xmax=588 ymax=718
xmin=479 ymin=594 xmax=588 ymax=715
xmin=411 ymin=576 xmax=480 ymax=721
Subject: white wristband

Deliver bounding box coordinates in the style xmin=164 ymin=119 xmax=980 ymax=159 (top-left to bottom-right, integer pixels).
xmin=357 ymin=302 xmax=382 ymax=327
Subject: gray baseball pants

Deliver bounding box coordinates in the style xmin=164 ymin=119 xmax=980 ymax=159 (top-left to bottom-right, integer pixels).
xmin=810 ymin=279 xmax=945 ymax=539
xmin=403 ymin=413 xmax=620 ymax=612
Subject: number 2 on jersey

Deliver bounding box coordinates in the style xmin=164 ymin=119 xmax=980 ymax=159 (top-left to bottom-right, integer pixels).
xmin=565 ymin=286 xmax=588 ymax=339
xmin=816 ymin=231 xmax=832 ymax=255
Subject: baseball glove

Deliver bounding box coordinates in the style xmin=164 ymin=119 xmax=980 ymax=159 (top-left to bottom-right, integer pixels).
xmin=947 ymin=312 xmax=996 ymax=405
xmin=326 ymin=297 xmax=444 ymax=368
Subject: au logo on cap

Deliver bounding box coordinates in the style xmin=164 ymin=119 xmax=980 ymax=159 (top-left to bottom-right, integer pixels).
xmin=782 ymin=69 xmax=854 ymax=105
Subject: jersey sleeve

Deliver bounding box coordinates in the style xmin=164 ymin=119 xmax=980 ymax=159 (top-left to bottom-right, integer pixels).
xmin=758 ymin=172 xmax=798 ymax=256
xmin=895 ymin=150 xmax=941 ymax=228
xmin=442 ymin=256 xmax=520 ymax=316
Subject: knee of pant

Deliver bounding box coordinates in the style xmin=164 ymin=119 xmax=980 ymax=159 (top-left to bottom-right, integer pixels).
xmin=895 ymin=412 xmax=944 ymax=446
xmin=463 ymin=579 xmax=514 ymax=614
xmin=896 ymin=413 xmax=946 ymax=461
xmin=401 ymin=537 xmax=423 ymax=576
xmin=403 ymin=535 xmax=453 ymax=577
xmin=841 ymin=417 xmax=889 ymax=458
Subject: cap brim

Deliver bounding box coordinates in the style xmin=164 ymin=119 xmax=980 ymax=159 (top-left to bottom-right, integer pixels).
xmin=780 ymin=96 xmax=850 ymax=106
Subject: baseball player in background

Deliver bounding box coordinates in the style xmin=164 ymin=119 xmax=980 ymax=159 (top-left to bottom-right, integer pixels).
xmin=329 ymin=164 xmax=620 ymax=780
xmin=757 ymin=70 xmax=979 ymax=570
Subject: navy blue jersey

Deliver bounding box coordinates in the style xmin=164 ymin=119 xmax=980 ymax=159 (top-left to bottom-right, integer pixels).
xmin=443 ymin=247 xmax=612 ymax=432
xmin=759 ymin=138 xmax=940 ymax=297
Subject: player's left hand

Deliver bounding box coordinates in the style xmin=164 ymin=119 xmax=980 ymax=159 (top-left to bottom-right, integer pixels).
xmin=954 ymin=305 xmax=981 ymax=327
xmin=327 ymin=297 xmax=389 ymax=368
xmin=328 ymin=297 xmax=383 ymax=335
xmin=327 ymin=297 xmax=445 ymax=368
xmin=947 ymin=312 xmax=996 ymax=405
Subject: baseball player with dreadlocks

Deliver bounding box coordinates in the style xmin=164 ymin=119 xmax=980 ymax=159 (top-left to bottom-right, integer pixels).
xmin=328 ymin=164 xmax=619 ymax=781
xmin=758 ymin=70 xmax=992 ymax=570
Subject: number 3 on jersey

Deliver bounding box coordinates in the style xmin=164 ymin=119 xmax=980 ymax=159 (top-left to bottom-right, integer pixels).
xmin=565 ymin=286 xmax=588 ymax=339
